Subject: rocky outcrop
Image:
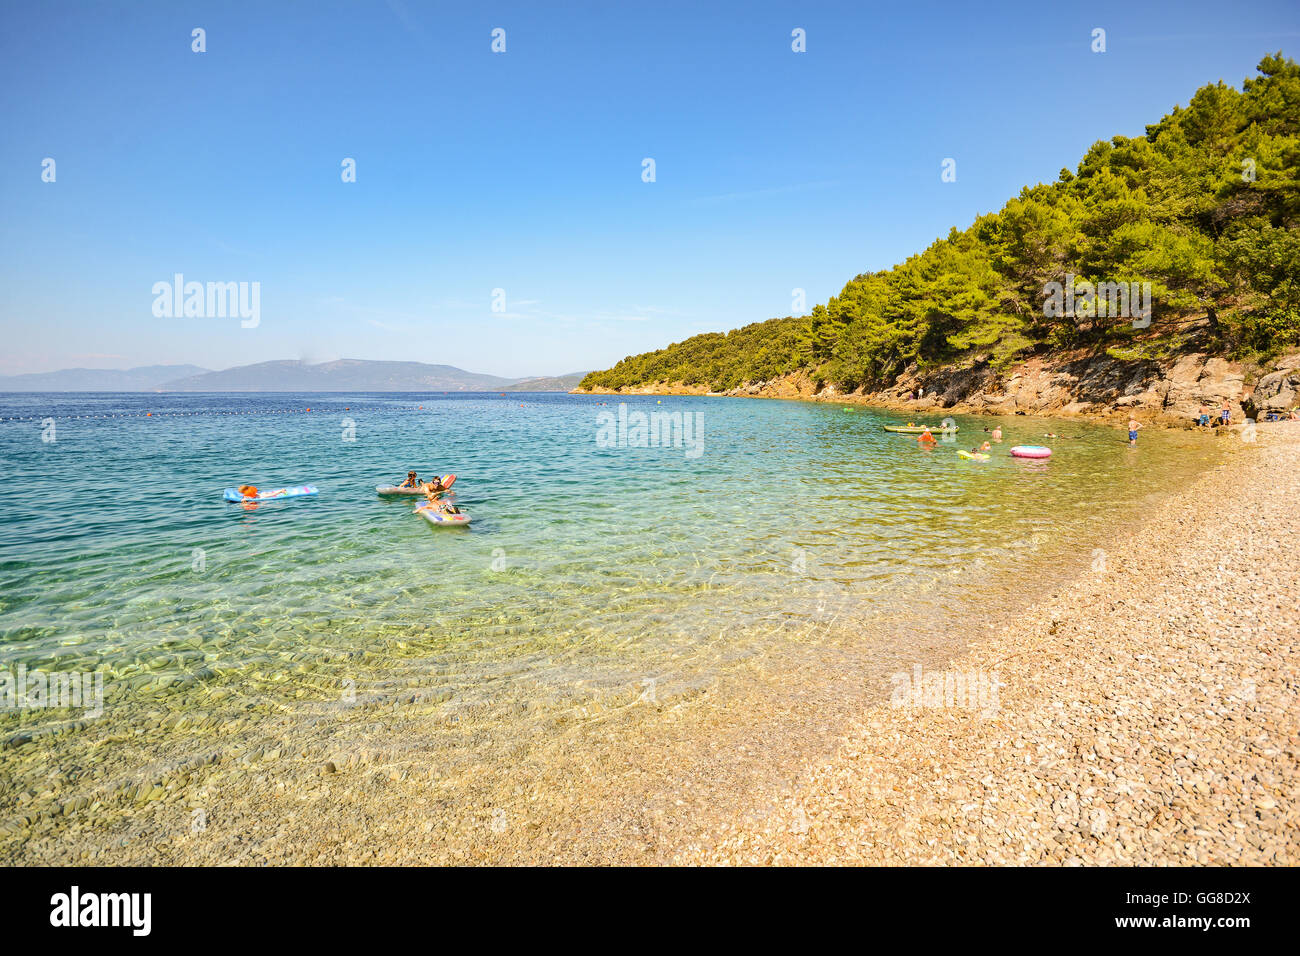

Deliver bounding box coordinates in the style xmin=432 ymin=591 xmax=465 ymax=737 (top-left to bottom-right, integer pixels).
xmin=1158 ymin=355 xmax=1247 ymax=419
xmin=577 ymin=350 xmax=1300 ymax=427
xmin=1252 ymin=354 xmax=1300 ymax=416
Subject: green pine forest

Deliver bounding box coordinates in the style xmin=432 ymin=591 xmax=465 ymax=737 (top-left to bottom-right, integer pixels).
xmin=579 ymin=54 xmax=1300 ymax=395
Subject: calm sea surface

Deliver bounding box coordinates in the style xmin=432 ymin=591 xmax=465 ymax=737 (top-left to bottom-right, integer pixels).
xmin=0 ymin=391 xmax=1226 ymax=857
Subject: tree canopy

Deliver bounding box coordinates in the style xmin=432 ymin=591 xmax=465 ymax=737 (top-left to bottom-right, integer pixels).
xmin=581 ymin=54 xmax=1300 ymax=393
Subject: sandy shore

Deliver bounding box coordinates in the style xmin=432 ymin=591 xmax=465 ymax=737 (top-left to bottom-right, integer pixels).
xmin=681 ymin=422 xmax=1300 ymax=864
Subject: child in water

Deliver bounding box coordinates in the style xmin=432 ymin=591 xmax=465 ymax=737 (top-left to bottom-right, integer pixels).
xmin=918 ymin=428 xmax=937 ymax=444
xmin=398 ymin=471 xmax=420 ymax=488
xmin=1128 ymin=418 xmax=1142 ymax=446
xmin=990 ymin=426 xmax=1003 ymax=443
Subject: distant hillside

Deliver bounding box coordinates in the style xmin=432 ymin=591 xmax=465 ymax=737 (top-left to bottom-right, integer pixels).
xmin=1 ymin=360 xmax=587 ymax=392
xmin=0 ymin=365 xmax=209 ymax=391
xmin=580 ymin=54 xmax=1300 ymax=397
xmin=159 ymin=359 xmax=519 ymax=392
xmin=501 ymin=372 xmax=589 ymax=391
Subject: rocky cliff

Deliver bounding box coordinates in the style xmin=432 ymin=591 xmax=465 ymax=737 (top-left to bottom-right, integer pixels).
xmin=578 ymin=349 xmax=1300 ymax=427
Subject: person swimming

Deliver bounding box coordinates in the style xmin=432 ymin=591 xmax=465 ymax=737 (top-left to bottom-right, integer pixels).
xmin=918 ymin=427 xmax=937 ymax=444
xmin=398 ymin=471 xmax=420 ymax=489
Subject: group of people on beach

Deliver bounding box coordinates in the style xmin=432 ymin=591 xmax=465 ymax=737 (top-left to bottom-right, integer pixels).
xmin=397 ymin=470 xmax=461 ymax=515
xmin=908 ymin=397 xmax=1294 ymax=455
xmin=1195 ymin=403 xmax=1235 ymax=429
xmin=1192 ymin=402 xmax=1299 ymax=430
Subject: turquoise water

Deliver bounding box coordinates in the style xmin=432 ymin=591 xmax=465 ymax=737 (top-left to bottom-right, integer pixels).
xmin=0 ymin=390 xmax=1221 ymax=697
xmin=0 ymin=391 xmax=1225 ymax=856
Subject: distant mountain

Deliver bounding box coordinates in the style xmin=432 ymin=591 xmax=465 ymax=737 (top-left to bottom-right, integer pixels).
xmin=500 ymin=372 xmax=589 ymax=392
xmin=1 ymin=359 xmax=588 ymax=392
xmin=0 ymin=365 xmax=209 ymax=392
xmin=160 ymin=359 xmax=523 ymax=392
xmin=160 ymin=359 xmax=515 ymax=391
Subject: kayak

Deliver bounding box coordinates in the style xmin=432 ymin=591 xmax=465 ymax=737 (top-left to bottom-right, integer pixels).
xmin=1010 ymin=445 xmax=1052 ymax=459
xmin=415 ymin=501 xmax=471 ymax=526
xmin=377 ymin=474 xmax=457 ymax=496
xmin=957 ymin=450 xmax=990 ymax=461
xmin=223 ymin=484 xmax=318 ymax=502
xmin=883 ymin=425 xmax=957 ymax=434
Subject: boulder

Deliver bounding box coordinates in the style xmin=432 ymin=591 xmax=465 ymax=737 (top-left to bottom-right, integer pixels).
xmin=1253 ymin=354 xmax=1300 ymax=413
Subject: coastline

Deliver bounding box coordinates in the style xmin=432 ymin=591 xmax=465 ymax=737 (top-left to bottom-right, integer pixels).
xmin=681 ymin=422 xmax=1300 ymax=864
xmin=574 ymin=348 xmax=1300 ymax=430
xmin=3 ymin=413 xmax=1293 ymax=865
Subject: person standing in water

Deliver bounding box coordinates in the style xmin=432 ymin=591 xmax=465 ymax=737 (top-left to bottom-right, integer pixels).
xmin=991 ymin=426 xmax=1003 ymax=443
xmin=1128 ymin=418 xmax=1142 ymax=446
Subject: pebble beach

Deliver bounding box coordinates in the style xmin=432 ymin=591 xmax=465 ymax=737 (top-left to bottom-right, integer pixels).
xmin=684 ymin=422 xmax=1300 ymax=865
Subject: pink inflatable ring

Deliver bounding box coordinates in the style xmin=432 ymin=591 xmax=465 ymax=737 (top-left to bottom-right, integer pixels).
xmin=1010 ymin=445 xmax=1052 ymax=459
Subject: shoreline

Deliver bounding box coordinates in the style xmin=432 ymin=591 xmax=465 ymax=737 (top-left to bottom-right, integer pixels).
xmin=3 ymin=422 xmax=1293 ymax=865
xmin=681 ymin=422 xmax=1300 ymax=864
xmin=574 ymin=348 xmax=1300 ymax=431
xmin=572 ymin=381 xmax=1195 ymax=429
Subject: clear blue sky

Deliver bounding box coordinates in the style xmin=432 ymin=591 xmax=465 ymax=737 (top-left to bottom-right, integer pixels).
xmin=2 ymin=0 xmax=1297 ymax=378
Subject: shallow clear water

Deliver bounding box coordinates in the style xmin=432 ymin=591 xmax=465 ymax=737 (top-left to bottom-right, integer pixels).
xmin=0 ymin=391 xmax=1226 ymax=857
xmin=0 ymin=390 xmax=1220 ymax=697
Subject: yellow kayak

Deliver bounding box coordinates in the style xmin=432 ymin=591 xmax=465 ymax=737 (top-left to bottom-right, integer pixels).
xmin=883 ymin=424 xmax=957 ymax=434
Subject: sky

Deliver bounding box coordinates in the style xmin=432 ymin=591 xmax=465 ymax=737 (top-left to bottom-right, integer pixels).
xmin=1 ymin=0 xmax=1298 ymax=378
